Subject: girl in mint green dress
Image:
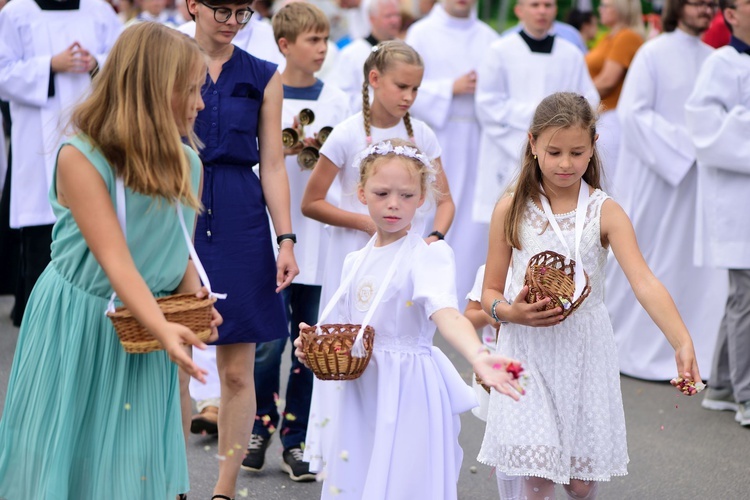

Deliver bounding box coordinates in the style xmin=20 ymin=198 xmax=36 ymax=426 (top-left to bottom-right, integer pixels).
xmin=0 ymin=23 xmax=219 ymax=499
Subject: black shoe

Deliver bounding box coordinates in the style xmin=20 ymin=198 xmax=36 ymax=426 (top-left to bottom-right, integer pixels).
xmin=281 ymin=446 xmax=316 ymax=482
xmin=240 ymin=433 xmax=271 ymax=471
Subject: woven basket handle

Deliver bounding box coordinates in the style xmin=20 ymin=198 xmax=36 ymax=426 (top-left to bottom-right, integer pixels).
xmin=105 ymin=178 xmax=226 ymax=316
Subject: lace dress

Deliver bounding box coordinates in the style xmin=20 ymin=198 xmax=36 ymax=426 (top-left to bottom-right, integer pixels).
xmin=478 ymin=189 xmax=629 ymax=484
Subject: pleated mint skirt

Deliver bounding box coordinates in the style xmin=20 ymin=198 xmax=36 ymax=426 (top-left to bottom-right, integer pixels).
xmin=0 ymin=267 xmax=189 ymax=499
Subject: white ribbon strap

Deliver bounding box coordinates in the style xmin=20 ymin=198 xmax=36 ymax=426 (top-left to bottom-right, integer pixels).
xmin=175 ymin=201 xmax=227 ymax=300
xmin=106 ymin=178 xmax=226 ymax=316
xmin=539 ymin=180 xmax=590 ymax=302
xmin=314 ymin=234 xmax=409 ymax=358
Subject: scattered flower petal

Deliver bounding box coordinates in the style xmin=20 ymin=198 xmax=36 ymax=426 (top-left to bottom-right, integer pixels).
xmin=329 ymin=485 xmax=342 ymax=495
xmin=340 ymin=450 xmax=349 ymax=461
xmin=285 ymin=413 xmax=297 ymax=421
xmin=124 ymin=403 xmax=131 ymax=411
xmin=405 ymin=300 xmax=414 ymax=307
xmin=238 ymin=488 xmax=249 ymax=498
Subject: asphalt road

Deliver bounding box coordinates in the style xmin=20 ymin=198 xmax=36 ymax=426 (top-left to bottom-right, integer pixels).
xmin=1 ymin=295 xmax=748 ymax=499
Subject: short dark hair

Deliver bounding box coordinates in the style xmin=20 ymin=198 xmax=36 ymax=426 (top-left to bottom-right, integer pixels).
xmin=661 ymin=0 xmax=688 ymax=32
xmin=186 ymin=0 xmax=254 ymax=22
xmin=719 ymin=0 xmax=735 ymax=32
xmin=566 ymin=9 xmax=595 ymax=31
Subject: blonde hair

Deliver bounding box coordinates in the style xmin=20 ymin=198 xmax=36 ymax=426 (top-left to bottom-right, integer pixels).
xmin=70 ymin=22 xmax=204 ymax=209
xmin=361 ymin=40 xmax=423 ymax=144
xmin=611 ymin=0 xmax=645 ymax=35
xmin=358 ymin=138 xmax=435 ymax=197
xmin=272 ymin=2 xmax=329 ymax=44
xmin=505 ymin=92 xmax=603 ymax=249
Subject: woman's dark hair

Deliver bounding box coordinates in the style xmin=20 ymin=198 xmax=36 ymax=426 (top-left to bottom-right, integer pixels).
xmin=186 ymin=0 xmax=254 ymax=21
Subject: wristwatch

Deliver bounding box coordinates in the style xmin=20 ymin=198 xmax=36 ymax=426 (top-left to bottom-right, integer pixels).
xmin=276 ymin=233 xmax=297 ymax=247
xmin=428 ymin=230 xmax=445 ymax=240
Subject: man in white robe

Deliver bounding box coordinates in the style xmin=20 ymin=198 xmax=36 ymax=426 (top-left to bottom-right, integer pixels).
xmin=686 ymin=0 xmax=750 ymax=426
xmin=605 ymin=0 xmax=725 ymax=381
xmin=473 ymin=0 xmax=598 ymax=224
xmin=405 ymin=0 xmax=498 ymax=302
xmin=505 ymin=19 xmax=589 ymax=53
xmin=329 ymin=0 xmax=401 ymax=111
xmin=0 ymin=0 xmax=121 ymax=322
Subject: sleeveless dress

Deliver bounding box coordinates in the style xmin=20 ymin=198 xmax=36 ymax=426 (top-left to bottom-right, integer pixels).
xmin=0 ymin=136 xmax=198 ymax=499
xmin=478 ymin=190 xmax=630 ymax=484
xmin=305 ymin=232 xmax=477 ymax=500
xmin=194 ymin=46 xmax=287 ymax=345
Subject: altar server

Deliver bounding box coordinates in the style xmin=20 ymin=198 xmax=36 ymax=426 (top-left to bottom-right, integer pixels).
xmin=605 ymin=0 xmax=726 ymax=381
xmin=0 ymin=0 xmax=121 ymax=321
xmin=406 ymin=0 xmax=498 ymax=302
xmin=686 ymin=0 xmax=750 ymax=427
xmin=473 ymin=0 xmax=598 ymax=224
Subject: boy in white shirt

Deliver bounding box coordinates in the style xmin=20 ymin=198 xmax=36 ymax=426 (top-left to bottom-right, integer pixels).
xmin=239 ymin=2 xmax=351 ymax=481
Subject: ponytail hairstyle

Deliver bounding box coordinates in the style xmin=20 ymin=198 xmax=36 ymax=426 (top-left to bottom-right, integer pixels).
xmin=505 ymin=92 xmax=603 ymax=249
xmin=70 ymin=22 xmax=205 ymax=209
xmin=361 ymin=40 xmax=423 ymax=145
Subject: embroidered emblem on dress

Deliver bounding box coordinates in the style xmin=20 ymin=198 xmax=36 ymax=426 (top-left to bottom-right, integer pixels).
xmin=355 ymin=276 xmax=377 ymax=312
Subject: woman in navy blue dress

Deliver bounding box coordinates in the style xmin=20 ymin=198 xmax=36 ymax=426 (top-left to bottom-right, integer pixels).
xmin=186 ymin=1 xmax=299 ymax=498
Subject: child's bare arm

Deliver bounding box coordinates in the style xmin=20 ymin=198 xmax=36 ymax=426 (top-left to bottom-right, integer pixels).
xmin=464 ymin=299 xmax=498 ymax=331
xmin=432 ymin=308 xmax=524 ymax=400
xmin=426 ymin=157 xmax=454 ymax=243
xmin=601 ymin=198 xmax=701 ymax=383
xmin=481 ymin=197 xmax=562 ymax=327
xmin=301 ymin=154 xmax=376 ymax=234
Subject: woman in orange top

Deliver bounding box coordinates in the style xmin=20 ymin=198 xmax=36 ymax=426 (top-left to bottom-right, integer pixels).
xmin=586 ymin=0 xmax=644 ymax=183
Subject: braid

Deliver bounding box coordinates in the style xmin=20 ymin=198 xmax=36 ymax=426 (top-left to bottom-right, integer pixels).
xmin=361 ymin=80 xmax=372 ymax=144
xmin=403 ymin=112 xmax=415 ymax=142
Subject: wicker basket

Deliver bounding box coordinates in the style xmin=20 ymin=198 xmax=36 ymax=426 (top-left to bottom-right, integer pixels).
xmin=107 ymin=293 xmax=216 ymax=354
xmin=299 ymin=323 xmax=375 ymax=381
xmin=523 ymin=250 xmax=591 ymax=320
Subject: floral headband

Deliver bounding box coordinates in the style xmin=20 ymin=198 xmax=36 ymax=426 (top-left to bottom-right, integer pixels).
xmin=352 ymin=140 xmax=437 ymax=186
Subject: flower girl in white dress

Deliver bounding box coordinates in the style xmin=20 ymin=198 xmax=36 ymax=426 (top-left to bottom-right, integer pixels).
xmin=295 ymin=139 xmax=524 ymax=500
xmin=478 ymin=92 xmax=704 ymax=500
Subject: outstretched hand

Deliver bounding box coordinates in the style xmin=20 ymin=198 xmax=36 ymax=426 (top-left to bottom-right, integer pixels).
xmin=473 ymin=352 xmax=526 ymax=401
xmin=158 ymin=322 xmax=209 ymax=383
xmin=671 ymin=343 xmax=703 ymax=395
xmin=506 ymin=286 xmax=564 ymax=327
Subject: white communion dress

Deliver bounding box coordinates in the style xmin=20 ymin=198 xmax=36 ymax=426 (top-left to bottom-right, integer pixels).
xmin=304 ymin=232 xmax=477 ymax=500
xmin=478 ymin=189 xmax=629 ymax=484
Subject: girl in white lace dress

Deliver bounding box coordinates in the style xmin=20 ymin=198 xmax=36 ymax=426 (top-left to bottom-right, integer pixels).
xmin=296 ymin=139 xmax=524 ymax=500
xmin=478 ymin=93 xmax=703 ymax=500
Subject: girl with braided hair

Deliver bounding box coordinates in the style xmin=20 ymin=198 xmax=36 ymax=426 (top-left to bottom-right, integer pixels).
xmin=301 ymin=39 xmax=455 ymax=309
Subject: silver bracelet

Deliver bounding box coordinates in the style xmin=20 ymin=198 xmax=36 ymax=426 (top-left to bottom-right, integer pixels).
xmin=491 ymin=298 xmax=510 ymax=324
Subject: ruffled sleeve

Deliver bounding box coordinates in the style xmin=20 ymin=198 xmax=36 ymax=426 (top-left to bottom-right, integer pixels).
xmin=412 ymin=240 xmax=458 ymax=319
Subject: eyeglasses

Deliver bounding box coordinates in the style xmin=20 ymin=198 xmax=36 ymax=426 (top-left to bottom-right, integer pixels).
xmin=684 ymin=0 xmax=718 ymax=9
xmin=198 ymin=1 xmax=254 ymax=24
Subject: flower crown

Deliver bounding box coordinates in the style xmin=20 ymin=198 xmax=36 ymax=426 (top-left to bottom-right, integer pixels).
xmin=352 ymin=140 xmax=437 ymax=186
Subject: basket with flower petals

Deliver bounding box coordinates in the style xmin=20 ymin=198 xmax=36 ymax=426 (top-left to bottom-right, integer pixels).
xmin=299 ymin=323 xmax=375 ymax=381
xmin=523 ymin=250 xmax=591 ymax=320
xmin=108 ymin=294 xmax=216 ymax=354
